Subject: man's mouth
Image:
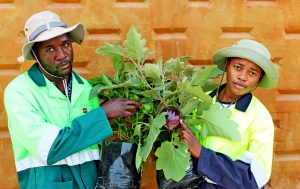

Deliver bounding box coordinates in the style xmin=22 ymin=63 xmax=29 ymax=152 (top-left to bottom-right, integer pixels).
xmin=59 ymin=61 xmax=70 ymax=69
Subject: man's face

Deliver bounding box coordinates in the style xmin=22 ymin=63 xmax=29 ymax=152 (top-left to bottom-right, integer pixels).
xmin=33 ymin=34 xmax=73 ymax=78
xmin=226 ymin=57 xmax=263 ymax=96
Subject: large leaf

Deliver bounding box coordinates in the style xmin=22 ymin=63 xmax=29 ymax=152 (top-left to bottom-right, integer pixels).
xmin=135 ymin=112 xmax=166 ymax=170
xmin=179 ymin=56 xmax=192 ymax=62
xmin=89 ymin=80 xmax=140 ymax=99
xmin=210 ymin=67 xmax=224 ymax=78
xmin=164 ymin=58 xmax=175 ymax=77
xmin=183 ymin=65 xmax=194 ymax=78
xmin=143 ymin=63 xmax=162 ymax=85
xmin=140 ymin=86 xmax=164 ymax=99
xmin=200 ymin=104 xmax=241 ymax=141
xmin=155 ymin=133 xmax=190 ymax=181
xmin=180 ymin=98 xmax=200 ymax=116
xmin=174 ymin=58 xmax=184 ymax=75
xmin=178 ymin=81 xmax=212 ymax=103
xmin=123 ymin=25 xmax=148 ymax=62
xmin=191 ymin=66 xmax=216 ymax=87
xmin=95 ymin=42 xmax=124 ymax=62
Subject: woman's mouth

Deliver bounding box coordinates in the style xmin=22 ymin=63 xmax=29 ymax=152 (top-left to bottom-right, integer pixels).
xmin=233 ymin=82 xmax=246 ymax=90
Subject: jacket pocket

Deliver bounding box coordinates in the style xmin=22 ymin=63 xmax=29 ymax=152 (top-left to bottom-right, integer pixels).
xmin=39 ymin=180 xmax=73 ymax=189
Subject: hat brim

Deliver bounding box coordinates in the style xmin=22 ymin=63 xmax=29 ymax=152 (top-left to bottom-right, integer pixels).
xmin=212 ymin=46 xmax=278 ymax=88
xmin=21 ymin=23 xmax=84 ymax=60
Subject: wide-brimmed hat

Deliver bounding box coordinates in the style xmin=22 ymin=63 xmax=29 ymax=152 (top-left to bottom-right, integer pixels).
xmin=18 ymin=11 xmax=84 ymax=62
xmin=212 ymin=39 xmax=279 ymax=88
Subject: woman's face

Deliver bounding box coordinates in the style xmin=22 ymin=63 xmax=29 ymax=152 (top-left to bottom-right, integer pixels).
xmin=225 ymin=57 xmax=263 ymax=96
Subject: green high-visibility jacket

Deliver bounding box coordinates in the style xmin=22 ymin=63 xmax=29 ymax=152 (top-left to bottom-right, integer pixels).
xmin=4 ymin=64 xmax=113 ymax=189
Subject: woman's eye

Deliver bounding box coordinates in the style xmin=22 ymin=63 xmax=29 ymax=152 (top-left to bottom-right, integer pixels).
xmin=249 ymin=72 xmax=257 ymax=76
xmin=234 ymin=65 xmax=241 ymax=70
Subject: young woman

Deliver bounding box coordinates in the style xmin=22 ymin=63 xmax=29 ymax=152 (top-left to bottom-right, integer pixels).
xmin=180 ymin=39 xmax=279 ymax=189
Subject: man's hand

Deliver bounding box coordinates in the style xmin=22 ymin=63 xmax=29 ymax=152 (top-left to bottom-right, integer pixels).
xmin=179 ymin=119 xmax=202 ymax=159
xmin=102 ymin=98 xmax=142 ymax=119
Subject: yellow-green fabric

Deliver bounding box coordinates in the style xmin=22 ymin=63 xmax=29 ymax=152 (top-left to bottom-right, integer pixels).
xmin=200 ymin=91 xmax=274 ymax=187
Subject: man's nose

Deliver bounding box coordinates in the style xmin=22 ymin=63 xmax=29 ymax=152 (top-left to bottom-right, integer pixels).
xmin=56 ymin=47 xmax=67 ymax=60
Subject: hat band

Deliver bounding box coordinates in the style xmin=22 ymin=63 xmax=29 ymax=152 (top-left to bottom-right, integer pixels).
xmin=28 ymin=21 xmax=68 ymax=41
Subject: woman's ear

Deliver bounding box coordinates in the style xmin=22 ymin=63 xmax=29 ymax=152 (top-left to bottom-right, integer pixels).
xmin=258 ymin=70 xmax=265 ymax=83
xmin=224 ymin=60 xmax=229 ymax=71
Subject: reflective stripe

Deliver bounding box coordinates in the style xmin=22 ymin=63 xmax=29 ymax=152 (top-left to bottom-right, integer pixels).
xmin=204 ymin=176 xmax=218 ymax=185
xmin=240 ymin=152 xmax=268 ymax=188
xmin=15 ymin=149 xmax=100 ymax=172
xmin=37 ymin=125 xmax=61 ymax=164
xmin=28 ymin=21 xmax=67 ymax=41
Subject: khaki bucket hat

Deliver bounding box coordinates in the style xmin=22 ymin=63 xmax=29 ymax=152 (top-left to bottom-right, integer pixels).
xmin=18 ymin=11 xmax=84 ymax=62
xmin=212 ymin=39 xmax=279 ymax=88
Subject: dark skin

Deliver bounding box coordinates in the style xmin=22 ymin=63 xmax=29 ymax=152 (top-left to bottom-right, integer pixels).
xmin=33 ymin=34 xmax=142 ymax=119
xmin=180 ymin=57 xmax=263 ymax=159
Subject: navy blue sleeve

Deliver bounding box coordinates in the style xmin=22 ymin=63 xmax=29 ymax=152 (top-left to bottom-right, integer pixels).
xmin=197 ymin=147 xmax=260 ymax=189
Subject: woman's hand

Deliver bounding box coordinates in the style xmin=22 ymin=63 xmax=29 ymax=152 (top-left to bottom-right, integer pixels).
xmin=102 ymin=98 xmax=142 ymax=119
xmin=179 ymin=119 xmax=202 ymax=159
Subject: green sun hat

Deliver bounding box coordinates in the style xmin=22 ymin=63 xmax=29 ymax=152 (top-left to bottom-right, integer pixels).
xmin=212 ymin=39 xmax=279 ymax=88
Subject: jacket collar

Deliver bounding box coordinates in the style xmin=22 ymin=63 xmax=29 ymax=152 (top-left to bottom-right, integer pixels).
xmin=28 ymin=63 xmax=84 ymax=86
xmin=209 ymin=84 xmax=252 ymax=112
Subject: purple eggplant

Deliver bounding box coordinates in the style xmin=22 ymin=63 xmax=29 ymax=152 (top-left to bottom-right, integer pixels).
xmin=162 ymin=106 xmax=181 ymax=131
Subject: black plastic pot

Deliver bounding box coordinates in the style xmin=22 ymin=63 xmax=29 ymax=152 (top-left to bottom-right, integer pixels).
xmin=156 ymin=158 xmax=202 ymax=189
xmin=95 ymin=141 xmax=140 ymax=189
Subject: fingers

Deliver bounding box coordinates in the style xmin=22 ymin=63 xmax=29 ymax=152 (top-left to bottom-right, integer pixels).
xmin=180 ymin=119 xmax=188 ymax=130
xmin=125 ymin=99 xmax=143 ymax=108
xmin=121 ymin=111 xmax=135 ymax=117
xmin=118 ymin=98 xmax=143 ymax=109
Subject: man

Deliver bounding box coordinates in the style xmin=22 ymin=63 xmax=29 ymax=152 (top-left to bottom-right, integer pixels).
xmin=4 ymin=11 xmax=141 ymax=189
xmin=180 ymin=39 xmax=279 ymax=189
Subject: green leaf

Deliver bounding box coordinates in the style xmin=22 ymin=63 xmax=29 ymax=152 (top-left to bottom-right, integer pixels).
xmin=95 ymin=42 xmax=124 ymax=62
xmin=191 ymin=66 xmax=216 ymax=87
xmin=178 ymin=81 xmax=212 ymax=103
xmin=200 ymin=104 xmax=241 ymax=141
xmin=123 ymin=25 xmax=148 ymax=62
xmin=113 ymin=60 xmax=125 ymax=82
xmin=174 ymin=58 xmax=184 ymax=75
xmin=210 ymin=67 xmax=224 ymax=78
xmin=140 ymin=86 xmax=164 ymax=99
xmin=124 ymin=62 xmax=138 ymax=76
xmin=136 ymin=112 xmax=167 ymax=170
xmin=164 ymin=58 xmax=175 ymax=77
xmin=155 ymin=133 xmax=190 ymax=181
xmin=89 ymin=80 xmax=140 ymax=99
xmin=202 ymin=79 xmax=219 ymax=92
xmin=179 ymin=56 xmax=192 ymax=62
xmin=183 ymin=65 xmax=194 ymax=78
xmin=180 ymin=98 xmax=199 ymax=116
xmin=143 ymin=63 xmax=162 ymax=84
xmin=133 ymin=124 xmax=142 ymax=137
xmin=89 ymin=85 xmax=100 ymax=99
xmin=135 ymin=141 xmax=143 ymax=172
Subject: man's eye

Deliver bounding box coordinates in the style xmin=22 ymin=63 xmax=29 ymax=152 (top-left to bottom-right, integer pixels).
xmin=46 ymin=48 xmax=54 ymax=53
xmin=249 ymin=72 xmax=257 ymax=76
xmin=64 ymin=42 xmax=70 ymax=48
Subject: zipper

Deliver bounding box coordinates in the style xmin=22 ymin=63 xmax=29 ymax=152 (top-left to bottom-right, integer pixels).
xmin=63 ymin=78 xmax=71 ymax=122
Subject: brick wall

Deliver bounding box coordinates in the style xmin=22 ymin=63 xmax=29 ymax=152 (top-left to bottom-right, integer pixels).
xmin=0 ymin=0 xmax=299 ymax=188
